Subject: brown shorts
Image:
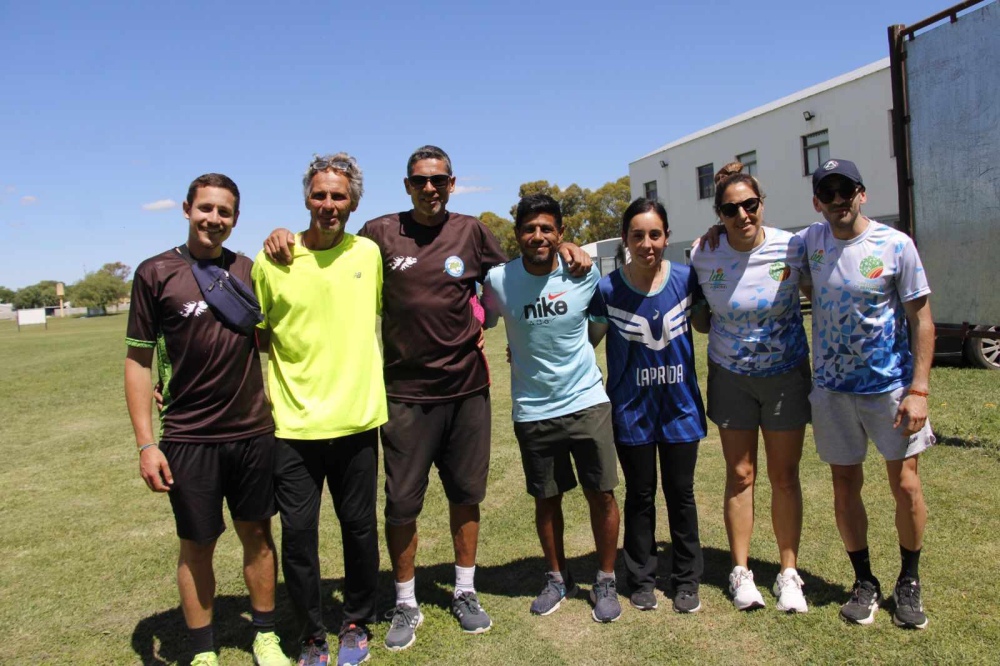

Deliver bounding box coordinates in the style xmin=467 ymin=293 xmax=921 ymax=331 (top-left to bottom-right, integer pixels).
xmin=707 ymin=360 xmax=811 ymax=431
xmin=380 ymin=391 xmax=491 ymax=526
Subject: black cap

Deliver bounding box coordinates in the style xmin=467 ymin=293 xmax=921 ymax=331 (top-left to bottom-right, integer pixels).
xmin=812 ymin=159 xmax=864 ymax=192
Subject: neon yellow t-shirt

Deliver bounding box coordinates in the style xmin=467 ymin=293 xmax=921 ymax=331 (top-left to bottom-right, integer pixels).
xmin=252 ymin=233 xmax=387 ymax=439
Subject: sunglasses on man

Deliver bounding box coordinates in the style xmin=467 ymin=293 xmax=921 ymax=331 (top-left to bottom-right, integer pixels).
xmin=718 ymin=197 xmax=762 ymax=218
xmin=815 ymin=181 xmax=862 ymax=204
xmin=408 ymin=174 xmax=451 ymax=189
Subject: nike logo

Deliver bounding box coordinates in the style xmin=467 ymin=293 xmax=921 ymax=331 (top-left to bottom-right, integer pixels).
xmin=547 ymin=291 xmax=567 ymax=300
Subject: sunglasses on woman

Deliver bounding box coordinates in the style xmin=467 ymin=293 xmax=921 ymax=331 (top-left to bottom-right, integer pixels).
xmin=718 ymin=197 xmax=762 ymax=218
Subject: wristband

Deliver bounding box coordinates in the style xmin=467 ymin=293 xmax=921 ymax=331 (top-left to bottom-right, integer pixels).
xmin=138 ymin=443 xmax=158 ymax=454
xmin=907 ymin=389 xmax=929 ymax=398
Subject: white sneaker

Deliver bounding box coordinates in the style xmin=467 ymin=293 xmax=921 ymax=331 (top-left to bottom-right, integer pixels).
xmin=729 ymin=566 xmax=765 ymax=611
xmin=773 ymin=568 xmax=808 ymax=613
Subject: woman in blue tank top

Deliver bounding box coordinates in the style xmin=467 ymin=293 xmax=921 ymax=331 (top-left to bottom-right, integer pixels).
xmin=588 ymin=198 xmax=707 ymax=614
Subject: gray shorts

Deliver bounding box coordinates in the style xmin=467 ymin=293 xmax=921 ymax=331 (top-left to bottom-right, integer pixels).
xmin=809 ymin=385 xmax=936 ymax=465
xmin=512 ymin=402 xmax=619 ymax=499
xmin=707 ymin=360 xmax=812 ymax=431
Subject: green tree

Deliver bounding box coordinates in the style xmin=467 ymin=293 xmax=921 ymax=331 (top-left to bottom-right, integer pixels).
xmin=13 ymin=280 xmax=60 ymax=309
xmin=0 ymin=286 xmax=14 ymax=303
xmin=480 ymin=211 xmax=518 ymax=259
xmin=507 ymin=176 xmax=632 ymax=245
xmin=69 ymin=264 xmax=131 ymax=310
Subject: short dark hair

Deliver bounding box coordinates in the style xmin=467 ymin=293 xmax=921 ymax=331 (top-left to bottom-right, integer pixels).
xmin=407 ymin=145 xmax=453 ymax=177
xmin=515 ymin=193 xmax=563 ymax=230
xmin=621 ymin=197 xmax=668 ymax=238
xmin=713 ymin=161 xmax=764 ymax=214
xmin=186 ymin=173 xmax=240 ymax=213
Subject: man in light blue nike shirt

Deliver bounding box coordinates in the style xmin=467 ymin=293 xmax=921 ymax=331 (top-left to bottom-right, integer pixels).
xmin=482 ymin=194 xmax=622 ymax=624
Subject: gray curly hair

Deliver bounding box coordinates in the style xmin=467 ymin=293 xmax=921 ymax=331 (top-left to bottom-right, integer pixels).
xmin=302 ymin=153 xmax=364 ymax=205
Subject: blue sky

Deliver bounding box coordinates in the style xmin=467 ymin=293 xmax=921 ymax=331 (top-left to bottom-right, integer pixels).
xmin=0 ymin=0 xmax=950 ymax=289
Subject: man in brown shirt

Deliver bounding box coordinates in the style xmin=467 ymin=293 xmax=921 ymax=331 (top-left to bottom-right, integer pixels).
xmin=125 ymin=174 xmax=286 ymax=666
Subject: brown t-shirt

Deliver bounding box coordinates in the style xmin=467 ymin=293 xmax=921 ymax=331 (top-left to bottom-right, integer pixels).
xmin=126 ymin=247 xmax=274 ymax=442
xmin=359 ymin=212 xmax=507 ymax=402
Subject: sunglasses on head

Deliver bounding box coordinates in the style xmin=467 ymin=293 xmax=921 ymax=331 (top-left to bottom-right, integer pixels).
xmin=718 ymin=197 xmax=762 ymax=218
xmin=408 ymin=174 xmax=451 ymax=189
xmin=311 ymin=159 xmax=352 ymax=172
xmin=815 ymin=181 xmax=861 ymax=204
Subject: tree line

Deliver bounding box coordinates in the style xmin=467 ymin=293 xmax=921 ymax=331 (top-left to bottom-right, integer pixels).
xmin=479 ymin=176 xmax=631 ymax=258
xmin=1 ymin=262 xmax=131 ymax=311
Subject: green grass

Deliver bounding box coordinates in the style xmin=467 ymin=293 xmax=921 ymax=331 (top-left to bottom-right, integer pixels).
xmin=0 ymin=315 xmax=998 ymax=664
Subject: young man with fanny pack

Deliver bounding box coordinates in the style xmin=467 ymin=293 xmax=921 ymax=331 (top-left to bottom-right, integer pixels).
xmin=125 ymin=174 xmax=287 ymax=666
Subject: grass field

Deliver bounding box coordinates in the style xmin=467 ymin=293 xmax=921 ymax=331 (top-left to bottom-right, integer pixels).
xmin=1 ymin=314 xmax=998 ymax=665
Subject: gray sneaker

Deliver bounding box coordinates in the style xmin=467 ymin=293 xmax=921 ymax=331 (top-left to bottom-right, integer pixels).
xmin=384 ymin=604 xmax=423 ymax=651
xmin=531 ymin=573 xmax=579 ymax=616
xmin=452 ymin=591 xmax=493 ymax=634
xmin=589 ymin=578 xmax=622 ymax=623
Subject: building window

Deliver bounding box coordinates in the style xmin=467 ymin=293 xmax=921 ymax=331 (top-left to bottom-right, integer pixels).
xmin=802 ymin=130 xmax=829 ymax=175
xmin=697 ymin=163 xmax=714 ymax=199
xmin=737 ymin=151 xmax=757 ymax=177
xmin=643 ymin=180 xmax=658 ymax=202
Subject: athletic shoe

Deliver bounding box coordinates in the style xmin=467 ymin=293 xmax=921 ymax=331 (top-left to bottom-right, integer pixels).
xmin=629 ymin=588 xmax=658 ymax=611
xmin=728 ymin=566 xmax=765 ymax=611
xmin=191 ymin=652 xmax=219 ymax=666
xmin=336 ymin=624 xmax=369 ymax=666
xmin=296 ymin=639 xmax=329 ymax=666
xmin=840 ymin=579 xmax=882 ymax=625
xmin=672 ymin=588 xmax=702 ymax=614
xmin=531 ymin=572 xmax=579 ymax=616
xmin=452 ymin=591 xmax=493 ymax=633
xmin=252 ymin=631 xmax=289 ymax=666
xmin=892 ymin=578 xmax=928 ymax=630
xmin=589 ymin=578 xmax=622 ymax=623
xmin=384 ymin=605 xmax=423 ymax=652
xmin=773 ymin=569 xmax=809 ymax=613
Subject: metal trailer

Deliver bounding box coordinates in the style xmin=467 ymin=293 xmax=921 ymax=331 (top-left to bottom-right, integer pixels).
xmin=888 ymin=0 xmax=1000 ymax=369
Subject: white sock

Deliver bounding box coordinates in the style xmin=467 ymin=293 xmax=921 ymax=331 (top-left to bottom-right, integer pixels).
xmin=596 ymin=570 xmax=615 ymax=583
xmin=455 ymin=565 xmax=476 ymax=597
xmin=395 ymin=577 xmax=417 ymax=608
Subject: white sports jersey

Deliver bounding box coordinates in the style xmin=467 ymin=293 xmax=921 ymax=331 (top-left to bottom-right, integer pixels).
xmin=690 ymin=227 xmax=808 ymax=376
xmin=799 ymin=220 xmax=931 ymax=394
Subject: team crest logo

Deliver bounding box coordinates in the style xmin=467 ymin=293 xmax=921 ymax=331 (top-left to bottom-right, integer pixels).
xmin=444 ymin=255 xmax=465 ymax=277
xmin=707 ymin=267 xmax=727 ymax=290
xmin=823 ymin=160 xmax=839 ymax=171
xmin=809 ymin=249 xmax=825 ymax=265
xmin=859 ymin=255 xmax=884 ymax=278
xmin=768 ymin=261 xmax=791 ymax=282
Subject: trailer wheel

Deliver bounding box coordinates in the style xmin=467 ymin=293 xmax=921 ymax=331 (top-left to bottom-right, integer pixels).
xmin=964 ymin=326 xmax=1000 ymax=371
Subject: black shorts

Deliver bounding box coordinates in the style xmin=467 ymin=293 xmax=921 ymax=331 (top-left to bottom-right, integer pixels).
xmin=160 ymin=434 xmax=276 ymax=543
xmin=513 ymin=402 xmax=618 ymax=499
xmin=381 ymin=391 xmax=491 ymax=526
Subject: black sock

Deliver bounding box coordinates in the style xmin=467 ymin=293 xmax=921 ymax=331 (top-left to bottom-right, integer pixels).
xmin=252 ymin=607 xmax=276 ymax=634
xmin=847 ymin=548 xmax=876 ymax=584
xmin=189 ymin=624 xmax=215 ymax=655
xmin=899 ymin=545 xmax=921 ymax=582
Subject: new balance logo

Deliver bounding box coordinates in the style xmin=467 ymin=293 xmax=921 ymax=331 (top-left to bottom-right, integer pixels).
xmin=389 ymin=256 xmax=417 ymax=271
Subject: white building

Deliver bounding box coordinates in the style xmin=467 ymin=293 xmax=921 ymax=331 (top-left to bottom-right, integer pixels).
xmin=629 ymin=59 xmax=897 ymax=263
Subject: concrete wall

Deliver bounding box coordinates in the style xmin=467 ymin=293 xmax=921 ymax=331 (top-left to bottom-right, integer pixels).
xmin=630 ymin=61 xmax=898 ymax=263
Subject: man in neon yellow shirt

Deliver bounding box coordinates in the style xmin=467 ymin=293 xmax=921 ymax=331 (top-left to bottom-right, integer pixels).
xmin=252 ymin=153 xmax=385 ymax=666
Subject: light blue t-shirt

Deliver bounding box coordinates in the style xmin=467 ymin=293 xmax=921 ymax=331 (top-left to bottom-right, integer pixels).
xmin=482 ymin=259 xmax=608 ymax=422
xmin=799 ymin=220 xmax=931 ymax=394
xmin=690 ymin=227 xmax=809 ymax=376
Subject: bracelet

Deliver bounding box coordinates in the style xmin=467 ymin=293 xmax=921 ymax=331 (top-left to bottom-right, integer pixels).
xmin=138 ymin=443 xmax=158 ymax=454
xmin=907 ymin=389 xmax=929 ymax=398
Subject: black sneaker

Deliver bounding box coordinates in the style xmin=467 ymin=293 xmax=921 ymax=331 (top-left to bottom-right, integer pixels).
xmin=531 ymin=572 xmax=579 ymax=616
xmin=672 ymin=588 xmax=702 ymax=614
xmin=629 ymin=588 xmax=658 ymax=611
xmin=589 ymin=578 xmax=622 ymax=623
xmin=840 ymin=579 xmax=881 ymax=625
xmin=892 ymin=578 xmax=928 ymax=630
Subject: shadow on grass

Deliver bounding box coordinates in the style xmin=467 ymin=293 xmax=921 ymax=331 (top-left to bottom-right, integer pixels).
xmin=132 ymin=546 xmax=847 ymax=662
